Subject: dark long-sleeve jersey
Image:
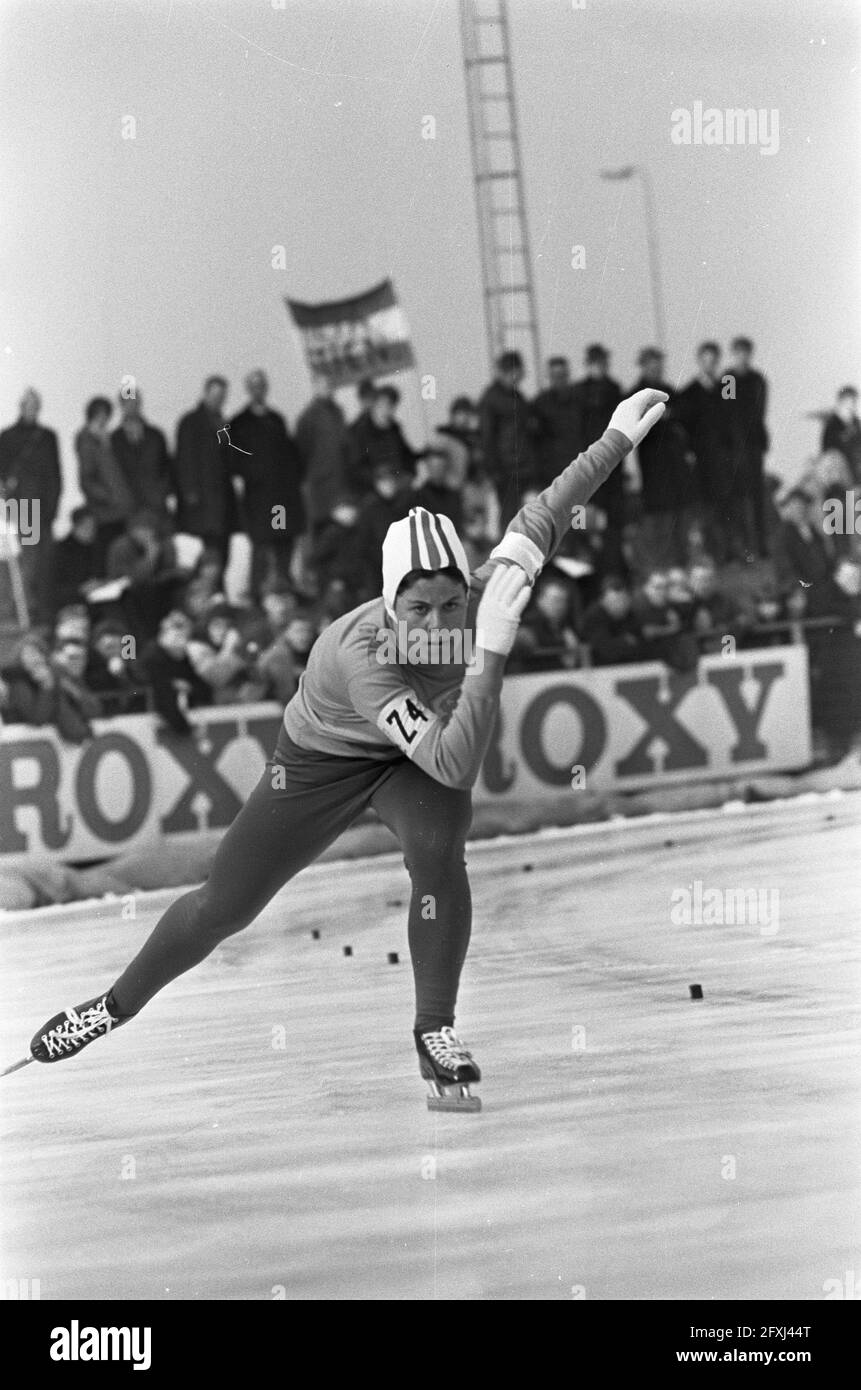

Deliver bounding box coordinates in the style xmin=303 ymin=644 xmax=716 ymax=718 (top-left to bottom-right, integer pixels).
xmin=282 ymin=428 xmax=631 ymax=788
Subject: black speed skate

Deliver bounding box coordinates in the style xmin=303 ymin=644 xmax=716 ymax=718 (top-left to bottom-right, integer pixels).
xmin=29 ymin=993 xmax=127 ymax=1065
xmin=415 ymin=1026 xmax=482 ymax=1112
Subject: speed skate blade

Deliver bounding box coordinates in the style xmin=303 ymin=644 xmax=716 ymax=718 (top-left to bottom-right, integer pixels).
xmin=426 ymin=1084 xmax=481 ymax=1113
xmin=1 ymin=1056 xmax=33 ymax=1079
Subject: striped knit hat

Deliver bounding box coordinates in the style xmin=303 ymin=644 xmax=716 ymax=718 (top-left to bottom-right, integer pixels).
xmin=381 ymin=507 xmax=470 ymax=618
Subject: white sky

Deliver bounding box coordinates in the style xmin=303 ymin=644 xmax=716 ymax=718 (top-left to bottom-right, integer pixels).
xmin=2 ymin=0 xmax=859 ymax=525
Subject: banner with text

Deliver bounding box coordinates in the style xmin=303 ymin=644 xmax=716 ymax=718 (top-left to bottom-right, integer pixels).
xmin=285 ymin=278 xmax=415 ymax=389
xmin=0 ymin=647 xmax=811 ymax=865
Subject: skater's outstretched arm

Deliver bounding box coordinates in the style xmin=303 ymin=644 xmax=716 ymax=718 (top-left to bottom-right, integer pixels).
xmin=478 ymin=389 xmax=668 ymax=583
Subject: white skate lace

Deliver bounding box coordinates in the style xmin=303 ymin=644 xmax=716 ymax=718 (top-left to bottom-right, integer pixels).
xmin=40 ymin=1001 xmax=114 ymax=1059
xmin=421 ymin=1026 xmax=474 ymax=1075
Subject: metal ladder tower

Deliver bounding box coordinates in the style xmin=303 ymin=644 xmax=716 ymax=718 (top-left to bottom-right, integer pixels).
xmin=459 ymin=0 xmax=542 ymax=388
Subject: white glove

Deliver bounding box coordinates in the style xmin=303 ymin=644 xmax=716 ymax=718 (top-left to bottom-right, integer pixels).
xmin=608 ymin=388 xmax=669 ymax=449
xmin=475 ymin=563 xmax=531 ymax=656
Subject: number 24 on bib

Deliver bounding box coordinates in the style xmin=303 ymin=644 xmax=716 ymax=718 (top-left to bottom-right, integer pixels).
xmin=377 ymin=690 xmax=436 ymax=755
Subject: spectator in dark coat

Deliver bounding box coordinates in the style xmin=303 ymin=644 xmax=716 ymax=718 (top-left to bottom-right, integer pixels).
xmin=174 ymin=376 xmax=238 ymax=571
xmin=772 ymin=487 xmax=835 ymax=618
xmin=0 ymin=387 xmax=62 ymax=624
xmin=815 ymin=559 xmax=861 ymax=758
xmin=514 ymin=572 xmax=581 ymax=672
xmin=433 ymin=396 xmax=482 ymax=487
xmin=353 ymin=463 xmax=409 ymax=596
xmin=478 ymin=350 xmax=537 ymax=528
xmin=676 ymin=343 xmax=741 ymax=564
xmin=629 ymin=348 xmax=695 ymax=571
xmin=571 ymin=345 xmax=624 ymax=568
xmin=686 ymin=560 xmax=742 ymax=651
xmin=256 ymin=608 xmax=317 ymax=705
xmin=309 ymin=497 xmax=365 ymax=593
xmin=75 ymin=396 xmax=135 ymax=570
xmin=632 ymin=569 xmax=699 ymax=670
xmin=230 ymin=369 xmax=306 ymax=596
xmin=140 ymin=610 xmax=212 ymax=736
xmin=725 ymin=336 xmax=770 ymax=557
xmin=581 ymin=576 xmax=644 ymax=666
xmin=111 ymin=392 xmax=174 ymax=526
xmin=107 ymin=511 xmax=185 ymax=642
xmin=186 ymin=602 xmax=267 ymax=706
xmin=295 ymin=373 xmax=351 ymax=538
xmin=434 ymin=395 xmax=500 ymax=542
xmin=53 ymin=506 xmax=100 ymax=610
xmin=86 ymin=617 xmax=148 ymax=715
xmin=532 ymin=356 xmax=583 ymax=488
xmin=821 ymin=386 xmax=861 ymax=485
xmin=348 ymin=384 xmax=416 ymax=495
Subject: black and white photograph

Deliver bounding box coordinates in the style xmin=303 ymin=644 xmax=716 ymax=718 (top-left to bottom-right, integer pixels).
xmin=0 ymin=0 xmax=859 ymax=1335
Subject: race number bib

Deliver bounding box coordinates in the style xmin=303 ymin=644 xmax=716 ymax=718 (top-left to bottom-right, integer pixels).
xmin=377 ymin=690 xmax=436 ymax=755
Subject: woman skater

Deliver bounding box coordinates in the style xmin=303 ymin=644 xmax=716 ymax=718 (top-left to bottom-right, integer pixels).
xmin=22 ymin=390 xmax=666 ymax=1109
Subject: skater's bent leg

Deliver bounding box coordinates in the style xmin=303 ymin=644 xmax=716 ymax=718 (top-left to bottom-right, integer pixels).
xmin=111 ymin=751 xmax=371 ymax=1016
xmin=371 ymin=765 xmax=473 ymax=1032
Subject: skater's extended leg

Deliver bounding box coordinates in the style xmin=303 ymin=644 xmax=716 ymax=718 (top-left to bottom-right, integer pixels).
xmin=28 ymin=738 xmax=403 ymax=1064
xmin=111 ymin=745 xmax=393 ymax=1017
xmin=370 ymin=762 xmax=473 ymax=1032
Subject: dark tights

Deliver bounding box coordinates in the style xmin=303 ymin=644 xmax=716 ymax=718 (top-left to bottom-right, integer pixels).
xmin=111 ymin=735 xmax=473 ymax=1033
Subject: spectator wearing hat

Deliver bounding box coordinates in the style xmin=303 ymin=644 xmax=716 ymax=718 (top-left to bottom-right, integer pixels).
xmin=821 ymin=386 xmax=861 ymax=485
xmin=75 ymin=396 xmax=135 ymax=570
xmin=532 ymin=356 xmax=583 ymax=489
xmin=295 ymin=371 xmax=351 ymax=540
xmin=111 ymin=391 xmax=174 ymax=528
xmin=629 ymin=347 xmax=695 ymax=571
xmin=0 ymin=387 xmax=62 ymax=625
xmin=229 ymin=369 xmax=306 ymax=596
xmin=478 ymin=350 xmax=537 ymax=528
xmin=175 ymin=376 xmax=239 ymax=574
xmin=348 ymin=384 xmax=416 ymax=495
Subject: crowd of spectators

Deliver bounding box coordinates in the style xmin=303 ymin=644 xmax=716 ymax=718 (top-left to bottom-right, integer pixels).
xmin=0 ymin=345 xmax=859 ymax=762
